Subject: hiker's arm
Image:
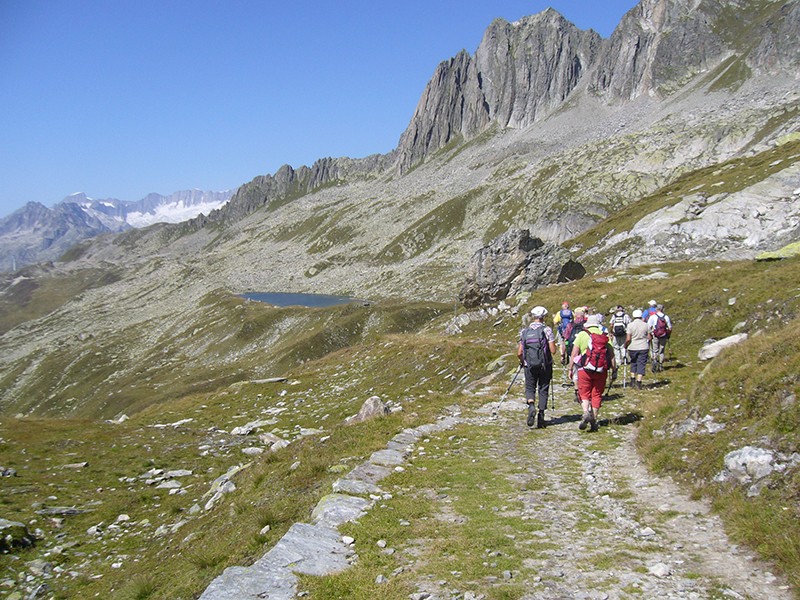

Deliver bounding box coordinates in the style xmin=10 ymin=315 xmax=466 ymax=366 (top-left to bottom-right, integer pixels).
xmin=568 ymin=343 xmax=580 ymax=376
xmin=624 ymin=332 xmax=631 ymax=348
xmin=548 ymin=341 xmax=557 ymax=356
xmin=517 ymin=342 xmax=524 ymax=365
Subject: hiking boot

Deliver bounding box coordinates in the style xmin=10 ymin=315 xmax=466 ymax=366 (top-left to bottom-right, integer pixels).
xmin=636 ymin=380 xmax=643 ymax=390
xmin=526 ymin=404 xmax=536 ymax=427
xmin=579 ymin=411 xmax=590 ymax=430
xmin=537 ymin=410 xmax=545 ymax=429
xmin=589 ymin=411 xmax=597 ymax=431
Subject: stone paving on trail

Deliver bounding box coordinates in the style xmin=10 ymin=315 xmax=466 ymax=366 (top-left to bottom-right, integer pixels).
xmin=200 ymin=376 xmax=792 ymax=600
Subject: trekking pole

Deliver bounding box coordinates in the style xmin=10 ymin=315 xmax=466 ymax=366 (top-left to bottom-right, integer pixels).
xmin=491 ymin=364 xmax=523 ymax=418
xmin=550 ymin=374 xmax=555 ymax=410
xmin=623 ymin=358 xmax=628 ymax=390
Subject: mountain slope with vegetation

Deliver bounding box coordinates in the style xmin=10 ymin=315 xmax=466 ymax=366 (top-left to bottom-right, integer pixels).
xmin=2 ymin=256 xmax=799 ymax=599
xmin=1 ymin=1 xmax=800 ymax=597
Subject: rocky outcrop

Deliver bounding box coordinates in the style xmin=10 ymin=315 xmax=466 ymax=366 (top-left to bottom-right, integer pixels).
xmin=459 ymin=229 xmax=584 ymax=308
xmin=589 ymin=0 xmax=727 ymax=99
xmin=397 ymin=0 xmax=800 ymax=173
xmin=396 ymin=10 xmax=600 ymax=173
xmin=584 ymin=156 xmax=800 ymax=269
xmin=185 ymin=153 xmax=394 ymax=232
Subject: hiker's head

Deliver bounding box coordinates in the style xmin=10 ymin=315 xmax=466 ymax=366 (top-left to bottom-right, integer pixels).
xmin=531 ymin=306 xmax=548 ymax=320
xmin=657 ymin=303 xmax=664 ymax=312
xmin=632 ymin=309 xmax=643 ymax=319
xmin=574 ymin=307 xmax=586 ymax=320
xmin=648 ymin=300 xmax=657 ymax=307
xmin=586 ymin=314 xmax=602 ymax=328
xmin=562 ymin=301 xmax=570 ymax=309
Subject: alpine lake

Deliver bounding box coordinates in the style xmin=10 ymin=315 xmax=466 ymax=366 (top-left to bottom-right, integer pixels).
xmin=239 ymin=292 xmax=366 ymax=308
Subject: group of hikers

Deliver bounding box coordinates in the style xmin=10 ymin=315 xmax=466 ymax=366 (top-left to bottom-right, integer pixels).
xmin=516 ymin=300 xmax=672 ymax=431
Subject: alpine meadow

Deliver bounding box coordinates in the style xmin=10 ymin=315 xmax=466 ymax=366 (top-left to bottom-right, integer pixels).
xmin=1 ymin=1 xmax=799 ymax=599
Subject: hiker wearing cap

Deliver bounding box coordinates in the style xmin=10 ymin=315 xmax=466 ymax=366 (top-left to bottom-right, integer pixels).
xmin=625 ymin=309 xmax=649 ymax=389
xmin=642 ymin=300 xmax=658 ymax=321
xmin=552 ymin=301 xmax=573 ymax=365
xmin=568 ymin=313 xmax=616 ymax=432
xmin=609 ymin=305 xmax=630 ymax=380
xmin=647 ymin=304 xmax=672 ymax=372
xmin=518 ymin=306 xmax=557 ymax=429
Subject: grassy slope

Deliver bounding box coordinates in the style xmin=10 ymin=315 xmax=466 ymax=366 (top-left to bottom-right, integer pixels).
xmin=2 ymin=257 xmax=799 ymax=598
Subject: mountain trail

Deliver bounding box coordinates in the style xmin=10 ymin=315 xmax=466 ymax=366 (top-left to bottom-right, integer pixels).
xmin=403 ymin=377 xmax=793 ymax=600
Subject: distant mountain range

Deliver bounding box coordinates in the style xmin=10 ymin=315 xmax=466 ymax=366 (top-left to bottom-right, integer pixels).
xmin=0 ymin=189 xmax=234 ymax=272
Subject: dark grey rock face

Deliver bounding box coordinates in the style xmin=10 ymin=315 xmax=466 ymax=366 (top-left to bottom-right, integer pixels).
xmin=396 ymin=10 xmax=601 ymax=173
xmin=459 ymin=229 xmax=584 ymax=308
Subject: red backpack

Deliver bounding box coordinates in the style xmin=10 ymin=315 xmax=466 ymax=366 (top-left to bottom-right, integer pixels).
xmin=580 ymin=330 xmax=611 ymax=373
xmin=653 ymin=315 xmax=670 ymax=338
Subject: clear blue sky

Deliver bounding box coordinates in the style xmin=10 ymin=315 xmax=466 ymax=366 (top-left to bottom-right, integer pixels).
xmin=0 ymin=0 xmax=639 ymax=218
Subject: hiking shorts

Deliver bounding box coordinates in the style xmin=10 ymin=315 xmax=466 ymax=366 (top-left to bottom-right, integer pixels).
xmin=629 ymin=349 xmax=648 ymax=375
xmin=577 ymin=369 xmax=606 ymax=410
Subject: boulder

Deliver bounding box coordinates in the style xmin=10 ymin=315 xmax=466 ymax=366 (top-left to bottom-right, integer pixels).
xmin=0 ymin=518 xmax=35 ymax=552
xmin=698 ymin=333 xmax=748 ymax=360
xmin=716 ymin=446 xmax=775 ymax=485
xmin=345 ymin=396 xmax=390 ymax=424
xmin=459 ymin=229 xmax=584 ymax=308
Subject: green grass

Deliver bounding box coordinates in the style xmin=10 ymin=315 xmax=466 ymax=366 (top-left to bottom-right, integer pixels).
xmin=2 ymin=255 xmax=800 ymax=597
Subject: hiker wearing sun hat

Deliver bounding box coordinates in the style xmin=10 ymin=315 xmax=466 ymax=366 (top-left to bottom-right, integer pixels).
xmin=568 ymin=313 xmax=616 ymax=432
xmin=518 ymin=306 xmax=557 ymax=429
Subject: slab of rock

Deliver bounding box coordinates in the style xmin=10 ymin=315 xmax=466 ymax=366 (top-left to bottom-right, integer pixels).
xmin=369 ymin=449 xmax=406 ymax=467
xmin=332 ymin=478 xmax=382 ymax=496
xmin=199 ymin=522 xmax=351 ymax=599
xmin=231 ymin=420 xmax=275 ymax=436
xmin=698 ymin=333 xmax=749 ymax=360
xmin=310 ymin=494 xmax=371 ymax=528
xmin=345 ymin=462 xmax=393 ymax=486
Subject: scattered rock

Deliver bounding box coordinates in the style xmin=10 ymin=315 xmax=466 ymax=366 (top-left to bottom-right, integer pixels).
xmin=649 ymin=562 xmax=672 ymax=577
xmin=698 ymin=333 xmax=748 ymax=360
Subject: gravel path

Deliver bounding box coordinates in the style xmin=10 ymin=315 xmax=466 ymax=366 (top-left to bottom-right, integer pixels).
xmin=421 ymin=383 xmax=795 ymax=600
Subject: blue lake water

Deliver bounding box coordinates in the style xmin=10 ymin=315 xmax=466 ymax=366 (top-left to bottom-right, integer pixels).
xmin=240 ymin=292 xmax=363 ymax=308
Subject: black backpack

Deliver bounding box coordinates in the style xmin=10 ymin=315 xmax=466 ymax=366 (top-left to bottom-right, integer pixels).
xmin=521 ymin=327 xmax=550 ymax=369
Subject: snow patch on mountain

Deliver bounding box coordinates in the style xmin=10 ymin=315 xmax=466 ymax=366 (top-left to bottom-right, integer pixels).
xmin=125 ymin=198 xmax=230 ymax=227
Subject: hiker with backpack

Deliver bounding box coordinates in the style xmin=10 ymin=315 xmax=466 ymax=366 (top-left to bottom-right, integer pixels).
xmin=625 ymin=309 xmax=650 ymax=389
xmin=517 ymin=306 xmax=557 ymax=429
xmin=647 ymin=304 xmax=672 ymax=372
xmin=609 ymin=305 xmax=630 ymax=384
xmin=568 ymin=313 xmax=616 ymax=432
xmin=552 ymin=301 xmax=573 ymax=365
xmin=562 ymin=307 xmax=586 ymax=365
xmin=642 ymin=299 xmax=658 ymax=321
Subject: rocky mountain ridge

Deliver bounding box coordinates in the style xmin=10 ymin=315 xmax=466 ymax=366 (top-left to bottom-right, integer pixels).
xmin=0 ymin=0 xmax=799 ymax=421
xmin=0 ymin=189 xmax=234 ymax=272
